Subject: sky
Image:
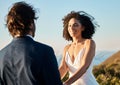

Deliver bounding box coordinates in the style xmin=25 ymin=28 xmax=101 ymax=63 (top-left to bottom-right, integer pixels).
xmin=0 ymin=0 xmax=120 ymax=55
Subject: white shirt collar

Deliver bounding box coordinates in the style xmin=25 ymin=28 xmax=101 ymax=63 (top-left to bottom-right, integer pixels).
xmin=26 ymin=34 xmax=33 ymax=39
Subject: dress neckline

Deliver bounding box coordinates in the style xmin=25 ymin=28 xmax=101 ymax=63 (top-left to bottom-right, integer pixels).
xmin=66 ymin=48 xmax=84 ymax=65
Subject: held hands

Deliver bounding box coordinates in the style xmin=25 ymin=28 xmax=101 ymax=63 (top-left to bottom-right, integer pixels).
xmin=63 ymin=82 xmax=66 ymax=85
xmin=63 ymin=79 xmax=71 ymax=85
xmin=63 ymin=82 xmax=69 ymax=85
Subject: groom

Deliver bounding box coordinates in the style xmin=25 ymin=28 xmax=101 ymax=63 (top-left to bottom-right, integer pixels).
xmin=0 ymin=1 xmax=62 ymax=85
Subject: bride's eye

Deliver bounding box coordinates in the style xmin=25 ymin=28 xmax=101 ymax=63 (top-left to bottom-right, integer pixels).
xmin=68 ymin=23 xmax=79 ymax=28
xmin=73 ymin=23 xmax=79 ymax=27
xmin=68 ymin=24 xmax=71 ymax=27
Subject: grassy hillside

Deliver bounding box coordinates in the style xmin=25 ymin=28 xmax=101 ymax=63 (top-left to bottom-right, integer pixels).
xmin=101 ymin=51 xmax=120 ymax=65
xmin=93 ymin=50 xmax=120 ymax=85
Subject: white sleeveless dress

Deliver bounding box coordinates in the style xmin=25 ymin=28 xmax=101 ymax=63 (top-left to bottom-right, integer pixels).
xmin=65 ymin=47 xmax=99 ymax=85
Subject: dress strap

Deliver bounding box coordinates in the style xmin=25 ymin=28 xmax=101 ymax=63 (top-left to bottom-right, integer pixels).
xmin=83 ymin=39 xmax=88 ymax=48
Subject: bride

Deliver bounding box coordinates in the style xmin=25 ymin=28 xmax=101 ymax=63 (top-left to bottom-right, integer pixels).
xmin=59 ymin=11 xmax=99 ymax=85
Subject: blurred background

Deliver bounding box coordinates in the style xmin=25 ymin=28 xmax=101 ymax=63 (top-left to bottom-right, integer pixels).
xmin=0 ymin=0 xmax=120 ymax=56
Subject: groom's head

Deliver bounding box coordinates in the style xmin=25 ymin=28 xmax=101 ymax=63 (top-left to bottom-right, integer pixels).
xmin=6 ymin=1 xmax=38 ymax=37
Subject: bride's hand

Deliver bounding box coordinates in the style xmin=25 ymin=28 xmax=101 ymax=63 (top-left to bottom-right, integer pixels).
xmin=63 ymin=82 xmax=68 ymax=85
xmin=63 ymin=82 xmax=66 ymax=85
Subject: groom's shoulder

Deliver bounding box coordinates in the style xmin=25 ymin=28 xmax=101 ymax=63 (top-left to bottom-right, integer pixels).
xmin=34 ymin=41 xmax=53 ymax=50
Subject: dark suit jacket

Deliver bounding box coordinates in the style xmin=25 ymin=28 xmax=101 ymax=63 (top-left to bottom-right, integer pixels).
xmin=0 ymin=36 xmax=62 ymax=85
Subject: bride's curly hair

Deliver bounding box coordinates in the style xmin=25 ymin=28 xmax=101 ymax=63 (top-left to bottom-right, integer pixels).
xmin=62 ymin=11 xmax=99 ymax=41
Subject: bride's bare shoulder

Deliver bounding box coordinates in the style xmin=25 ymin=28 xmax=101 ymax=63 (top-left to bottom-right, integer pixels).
xmin=85 ymin=39 xmax=95 ymax=44
xmin=64 ymin=44 xmax=71 ymax=52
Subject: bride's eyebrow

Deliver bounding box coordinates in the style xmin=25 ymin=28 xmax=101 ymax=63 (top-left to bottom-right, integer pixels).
xmin=74 ymin=23 xmax=78 ymax=25
xmin=69 ymin=22 xmax=78 ymax=25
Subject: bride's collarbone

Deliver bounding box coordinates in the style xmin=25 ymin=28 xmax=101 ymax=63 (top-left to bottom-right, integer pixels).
xmin=68 ymin=45 xmax=84 ymax=60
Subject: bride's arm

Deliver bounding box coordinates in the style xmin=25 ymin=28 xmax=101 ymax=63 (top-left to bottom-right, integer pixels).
xmin=64 ymin=39 xmax=96 ymax=85
xmin=59 ymin=55 xmax=68 ymax=79
xmin=59 ymin=45 xmax=70 ymax=79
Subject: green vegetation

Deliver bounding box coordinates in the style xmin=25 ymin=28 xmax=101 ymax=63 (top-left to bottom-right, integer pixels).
xmin=62 ymin=72 xmax=69 ymax=82
xmin=93 ymin=51 xmax=120 ymax=85
xmin=93 ymin=63 xmax=120 ymax=85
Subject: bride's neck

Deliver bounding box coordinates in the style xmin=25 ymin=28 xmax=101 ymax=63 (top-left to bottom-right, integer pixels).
xmin=72 ymin=38 xmax=85 ymax=45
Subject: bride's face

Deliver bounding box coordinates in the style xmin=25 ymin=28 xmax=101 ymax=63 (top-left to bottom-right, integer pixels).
xmin=68 ymin=18 xmax=84 ymax=38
